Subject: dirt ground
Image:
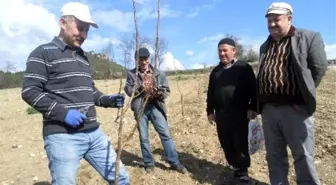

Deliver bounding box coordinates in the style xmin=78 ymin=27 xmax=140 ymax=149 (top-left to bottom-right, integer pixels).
xmin=0 ymin=69 xmax=335 ymax=185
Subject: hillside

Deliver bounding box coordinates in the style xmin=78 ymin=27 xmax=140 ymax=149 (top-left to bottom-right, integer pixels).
xmin=0 ymin=57 xmax=335 ymax=90
xmin=85 ymin=51 xmax=125 ymax=80
xmin=0 ymin=51 xmax=124 ymax=89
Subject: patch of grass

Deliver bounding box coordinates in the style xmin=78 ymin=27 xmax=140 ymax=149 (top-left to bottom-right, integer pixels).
xmin=26 ymin=107 xmax=39 ymax=115
xmin=175 ymin=75 xmax=190 ymax=81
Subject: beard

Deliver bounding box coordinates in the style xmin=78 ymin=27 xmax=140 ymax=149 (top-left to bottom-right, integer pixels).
xmin=63 ymin=34 xmax=84 ymax=48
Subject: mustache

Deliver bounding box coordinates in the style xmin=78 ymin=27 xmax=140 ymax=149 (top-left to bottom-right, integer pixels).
xmin=269 ymin=26 xmax=280 ymax=29
xmin=75 ymin=37 xmax=84 ymax=43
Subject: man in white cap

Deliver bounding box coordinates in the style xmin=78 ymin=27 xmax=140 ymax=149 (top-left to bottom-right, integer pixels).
xmin=21 ymin=2 xmax=129 ymax=185
xmin=256 ymin=2 xmax=328 ymax=185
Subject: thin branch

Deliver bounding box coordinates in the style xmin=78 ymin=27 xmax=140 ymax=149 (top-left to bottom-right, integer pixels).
xmin=152 ymin=0 xmax=160 ymax=80
xmin=173 ymin=60 xmax=185 ymax=121
xmin=114 ymin=0 xmax=141 ymax=184
xmin=114 ymin=47 xmax=128 ymax=123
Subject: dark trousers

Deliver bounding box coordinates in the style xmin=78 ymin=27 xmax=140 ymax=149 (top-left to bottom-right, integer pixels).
xmin=215 ymin=112 xmax=250 ymax=175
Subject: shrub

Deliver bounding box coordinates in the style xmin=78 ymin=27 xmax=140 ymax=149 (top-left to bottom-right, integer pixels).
xmin=26 ymin=107 xmax=39 ymax=115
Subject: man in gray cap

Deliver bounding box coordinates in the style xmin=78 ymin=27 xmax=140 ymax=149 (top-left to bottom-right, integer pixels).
xmin=256 ymin=2 xmax=328 ymax=185
xmin=124 ymin=47 xmax=187 ymax=174
xmin=21 ymin=2 xmax=129 ymax=185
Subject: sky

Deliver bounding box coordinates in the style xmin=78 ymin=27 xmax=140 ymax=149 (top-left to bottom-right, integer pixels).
xmin=0 ymin=0 xmax=335 ymax=71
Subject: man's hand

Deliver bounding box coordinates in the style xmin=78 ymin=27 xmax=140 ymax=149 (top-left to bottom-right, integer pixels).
xmin=247 ymin=110 xmax=258 ymax=119
xmin=109 ymin=94 xmax=125 ymax=108
xmin=207 ymin=114 xmax=216 ymax=125
xmin=150 ymin=87 xmax=166 ymax=100
xmin=142 ymin=80 xmax=153 ymax=94
xmin=64 ymin=109 xmax=87 ymax=128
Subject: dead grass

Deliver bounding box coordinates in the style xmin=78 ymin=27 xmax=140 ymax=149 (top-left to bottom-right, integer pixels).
xmin=0 ymin=69 xmax=335 ymax=185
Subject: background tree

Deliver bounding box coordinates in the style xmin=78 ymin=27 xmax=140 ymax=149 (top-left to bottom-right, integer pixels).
xmin=118 ymin=33 xmax=168 ymax=69
xmin=225 ymin=34 xmax=259 ymax=62
xmin=3 ymin=61 xmax=16 ymax=72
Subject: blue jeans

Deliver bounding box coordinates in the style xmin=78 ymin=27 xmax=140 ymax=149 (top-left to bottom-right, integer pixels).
xmin=43 ymin=127 xmax=129 ymax=185
xmin=138 ymin=104 xmax=180 ymax=167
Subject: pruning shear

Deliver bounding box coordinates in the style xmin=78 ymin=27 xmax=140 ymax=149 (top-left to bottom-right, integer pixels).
xmin=78 ymin=105 xmax=91 ymax=116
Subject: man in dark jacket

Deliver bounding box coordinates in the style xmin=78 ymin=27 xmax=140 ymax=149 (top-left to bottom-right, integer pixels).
xmin=124 ymin=47 xmax=187 ymax=174
xmin=206 ymin=38 xmax=257 ymax=185
xmin=256 ymin=2 xmax=328 ymax=185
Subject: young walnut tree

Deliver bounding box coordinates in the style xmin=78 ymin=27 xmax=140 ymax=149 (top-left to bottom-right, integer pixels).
xmin=114 ymin=0 xmax=161 ymax=184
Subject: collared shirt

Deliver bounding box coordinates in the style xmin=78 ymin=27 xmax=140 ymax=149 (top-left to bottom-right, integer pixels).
xmin=223 ymin=58 xmax=238 ymax=69
xmin=21 ymin=36 xmax=104 ymax=136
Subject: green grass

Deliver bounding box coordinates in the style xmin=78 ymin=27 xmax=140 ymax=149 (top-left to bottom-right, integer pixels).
xmin=26 ymin=107 xmax=39 ymax=115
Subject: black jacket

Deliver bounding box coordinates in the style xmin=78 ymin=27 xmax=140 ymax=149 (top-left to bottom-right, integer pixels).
xmin=206 ymin=60 xmax=257 ymax=116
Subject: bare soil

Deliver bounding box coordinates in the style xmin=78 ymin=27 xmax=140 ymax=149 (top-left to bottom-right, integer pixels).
xmin=0 ymin=69 xmax=335 ymax=185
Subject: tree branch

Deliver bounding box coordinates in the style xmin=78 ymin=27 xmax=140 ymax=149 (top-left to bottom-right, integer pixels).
xmin=114 ymin=0 xmax=141 ymax=184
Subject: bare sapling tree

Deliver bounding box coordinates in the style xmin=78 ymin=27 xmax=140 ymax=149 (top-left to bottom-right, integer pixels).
xmin=114 ymin=0 xmax=140 ymax=183
xmin=114 ymin=0 xmax=161 ymax=184
xmin=120 ymin=0 xmax=161 ymax=149
xmin=174 ymin=61 xmax=185 ymax=122
xmin=152 ymin=0 xmax=160 ymax=77
xmin=102 ymin=41 xmax=116 ymax=93
xmin=194 ymin=72 xmax=201 ymax=97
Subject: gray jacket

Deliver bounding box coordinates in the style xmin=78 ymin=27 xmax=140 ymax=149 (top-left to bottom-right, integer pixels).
xmin=124 ymin=66 xmax=170 ymax=120
xmin=256 ymin=28 xmax=329 ymax=115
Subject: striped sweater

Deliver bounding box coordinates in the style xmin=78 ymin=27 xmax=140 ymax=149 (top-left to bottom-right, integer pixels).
xmin=21 ymin=37 xmax=110 ymax=136
xmin=257 ymin=26 xmax=303 ymax=104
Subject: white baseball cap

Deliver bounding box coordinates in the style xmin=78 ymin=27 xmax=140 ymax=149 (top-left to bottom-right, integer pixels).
xmin=266 ymin=2 xmax=293 ymax=17
xmin=61 ymin=2 xmax=98 ymax=28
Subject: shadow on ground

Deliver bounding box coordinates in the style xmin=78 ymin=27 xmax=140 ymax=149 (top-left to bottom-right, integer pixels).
xmin=33 ymin=182 xmax=51 ymax=185
xmin=152 ymin=148 xmax=269 ymax=185
xmin=119 ymin=149 xmax=170 ymax=171
xmin=33 ymin=149 xmax=269 ymax=185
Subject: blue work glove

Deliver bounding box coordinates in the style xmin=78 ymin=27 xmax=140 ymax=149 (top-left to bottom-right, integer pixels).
xmin=64 ymin=109 xmax=87 ymax=128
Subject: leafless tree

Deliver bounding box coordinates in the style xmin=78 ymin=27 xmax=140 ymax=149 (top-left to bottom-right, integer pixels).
xmin=102 ymin=41 xmax=116 ymax=62
xmin=118 ymin=33 xmax=168 ymax=69
xmin=3 ymin=61 xmax=16 ymax=72
xmin=119 ymin=35 xmax=135 ymax=69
